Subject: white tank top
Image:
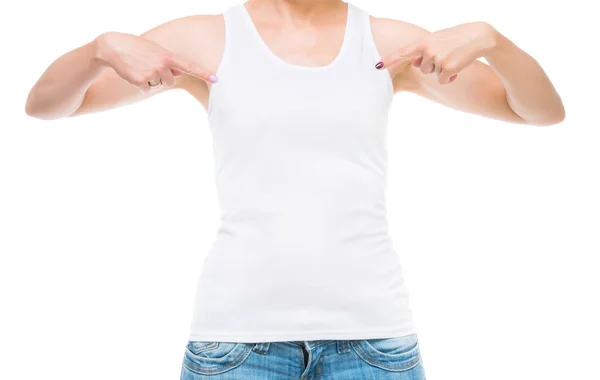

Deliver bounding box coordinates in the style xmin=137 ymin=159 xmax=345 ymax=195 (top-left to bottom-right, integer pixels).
xmin=188 ymin=1 xmax=417 ymax=343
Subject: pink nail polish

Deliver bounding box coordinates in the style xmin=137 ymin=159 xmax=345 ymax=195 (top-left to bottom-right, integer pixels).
xmin=210 ymin=75 xmax=219 ymax=83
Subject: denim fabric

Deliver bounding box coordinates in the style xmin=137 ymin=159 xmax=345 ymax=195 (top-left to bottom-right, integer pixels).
xmin=180 ymin=333 xmax=426 ymax=379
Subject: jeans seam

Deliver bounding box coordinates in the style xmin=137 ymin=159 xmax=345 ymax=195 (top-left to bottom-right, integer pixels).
xmin=349 ymin=341 xmax=421 ymax=372
xmin=183 ymin=344 xmax=252 ymax=375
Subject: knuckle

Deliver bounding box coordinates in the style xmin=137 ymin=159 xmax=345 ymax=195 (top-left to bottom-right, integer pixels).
xmin=161 ymin=76 xmax=174 ymax=86
xmin=184 ymin=61 xmax=197 ymax=73
xmin=130 ymin=75 xmax=146 ymax=87
xmin=436 ymin=57 xmax=448 ymax=68
xmin=161 ymin=50 xmax=174 ymax=61
xmin=392 ymin=51 xmax=406 ymax=62
xmin=155 ymin=60 xmax=168 ymax=71
xmin=444 ymin=61 xmax=459 ymax=73
xmin=423 ymin=47 xmax=435 ymax=58
xmin=151 ymin=69 xmax=162 ymax=79
xmin=141 ymin=71 xmax=153 ymax=81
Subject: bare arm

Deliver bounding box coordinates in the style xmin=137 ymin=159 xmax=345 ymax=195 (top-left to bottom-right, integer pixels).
xmin=24 ymin=39 xmax=106 ymax=119
xmin=25 ymin=15 xmax=223 ymax=120
xmin=372 ymin=18 xmax=565 ymax=126
xmin=483 ymin=30 xmax=565 ymax=125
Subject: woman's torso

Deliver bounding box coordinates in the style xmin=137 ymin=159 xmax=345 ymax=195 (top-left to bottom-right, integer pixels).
xmin=186 ymin=1 xmax=417 ymax=343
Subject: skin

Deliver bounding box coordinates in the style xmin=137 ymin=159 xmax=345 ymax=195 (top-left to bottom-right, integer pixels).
xmin=24 ymin=0 xmax=565 ymax=126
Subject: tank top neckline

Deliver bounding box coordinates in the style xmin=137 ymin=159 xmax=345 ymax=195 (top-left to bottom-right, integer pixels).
xmin=238 ymin=1 xmax=354 ymax=71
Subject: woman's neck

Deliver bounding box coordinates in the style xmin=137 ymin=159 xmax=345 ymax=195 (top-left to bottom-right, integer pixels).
xmin=248 ymin=0 xmax=346 ymax=25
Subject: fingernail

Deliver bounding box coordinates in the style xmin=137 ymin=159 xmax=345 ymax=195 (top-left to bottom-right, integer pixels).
xmin=209 ymin=75 xmax=219 ymax=83
xmin=375 ymin=61 xmax=384 ymax=70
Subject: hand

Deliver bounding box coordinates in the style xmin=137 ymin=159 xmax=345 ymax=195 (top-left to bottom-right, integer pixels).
xmin=94 ymin=31 xmax=218 ymax=92
xmin=376 ymin=22 xmax=498 ymax=85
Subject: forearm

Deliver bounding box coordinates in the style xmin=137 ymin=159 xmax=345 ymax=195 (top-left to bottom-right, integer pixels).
xmin=25 ymin=36 xmax=107 ymax=120
xmin=484 ymin=28 xmax=565 ymax=125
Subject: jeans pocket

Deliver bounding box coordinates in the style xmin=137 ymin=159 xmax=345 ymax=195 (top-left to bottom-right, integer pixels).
xmin=350 ymin=333 xmax=422 ymax=372
xmin=182 ymin=341 xmax=253 ymax=376
xmin=187 ymin=341 xmax=220 ymax=355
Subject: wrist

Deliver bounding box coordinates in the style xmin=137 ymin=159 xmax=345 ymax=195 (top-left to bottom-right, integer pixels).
xmin=92 ymin=32 xmax=116 ymax=68
xmin=478 ymin=22 xmax=501 ymax=58
xmin=481 ymin=24 xmax=507 ymax=60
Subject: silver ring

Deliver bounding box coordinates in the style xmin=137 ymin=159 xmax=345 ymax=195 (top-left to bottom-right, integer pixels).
xmin=148 ymin=79 xmax=162 ymax=89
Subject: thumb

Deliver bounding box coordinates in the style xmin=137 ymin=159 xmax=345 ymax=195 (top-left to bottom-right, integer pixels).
xmin=375 ymin=41 xmax=423 ymax=70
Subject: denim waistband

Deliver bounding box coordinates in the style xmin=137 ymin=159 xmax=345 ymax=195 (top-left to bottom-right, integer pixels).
xmin=252 ymin=340 xmax=351 ymax=354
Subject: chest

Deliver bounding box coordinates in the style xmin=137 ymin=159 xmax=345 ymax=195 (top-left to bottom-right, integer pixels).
xmin=208 ymin=66 xmax=392 ymax=156
xmin=253 ymin=25 xmax=347 ymax=68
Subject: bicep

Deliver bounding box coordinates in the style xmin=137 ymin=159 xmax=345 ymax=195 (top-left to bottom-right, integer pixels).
xmin=398 ymin=58 xmax=527 ymax=124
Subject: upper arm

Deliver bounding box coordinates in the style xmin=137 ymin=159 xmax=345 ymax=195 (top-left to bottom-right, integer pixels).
xmin=370 ymin=17 xmax=526 ymax=125
xmin=70 ymin=14 xmax=224 ymax=117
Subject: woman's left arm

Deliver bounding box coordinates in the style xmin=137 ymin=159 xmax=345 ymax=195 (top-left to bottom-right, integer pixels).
xmin=483 ymin=28 xmax=565 ymax=125
xmin=376 ymin=21 xmax=565 ymax=126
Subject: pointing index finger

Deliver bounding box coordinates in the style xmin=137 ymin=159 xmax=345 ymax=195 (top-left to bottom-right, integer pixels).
xmin=168 ymin=54 xmax=218 ymax=84
xmin=375 ymin=40 xmax=424 ymax=70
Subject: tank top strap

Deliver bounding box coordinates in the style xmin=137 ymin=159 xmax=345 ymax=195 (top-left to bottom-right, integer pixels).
xmin=342 ymin=2 xmax=366 ymax=54
xmin=344 ymin=3 xmax=385 ymax=66
xmin=219 ymin=3 xmax=261 ymax=60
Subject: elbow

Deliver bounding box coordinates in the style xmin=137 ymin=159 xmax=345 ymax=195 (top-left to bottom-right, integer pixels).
xmin=539 ymin=97 xmax=566 ymax=126
xmin=24 ymin=97 xmax=64 ymax=121
xmin=505 ymin=93 xmax=566 ymax=126
xmin=24 ymin=93 xmax=37 ymax=118
xmin=24 ymin=100 xmax=39 ymax=119
xmin=523 ymin=102 xmax=566 ymax=127
xmin=24 ymin=93 xmax=47 ymax=120
xmin=24 ymin=103 xmax=51 ymax=120
xmin=534 ymin=107 xmax=566 ymax=126
xmin=551 ymin=108 xmax=566 ymax=125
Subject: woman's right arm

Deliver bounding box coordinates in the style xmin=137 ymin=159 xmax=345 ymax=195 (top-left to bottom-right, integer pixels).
xmin=24 ymin=16 xmax=221 ymax=120
xmin=24 ymin=37 xmax=107 ymax=119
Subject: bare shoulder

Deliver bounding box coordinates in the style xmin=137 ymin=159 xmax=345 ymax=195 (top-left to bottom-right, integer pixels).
xmin=167 ymin=14 xmax=223 ymax=59
xmin=369 ymin=16 xmax=431 ymax=92
xmin=146 ymin=13 xmax=225 ymax=96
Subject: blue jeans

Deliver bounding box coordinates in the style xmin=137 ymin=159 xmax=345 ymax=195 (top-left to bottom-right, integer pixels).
xmin=180 ymin=333 xmax=426 ymax=379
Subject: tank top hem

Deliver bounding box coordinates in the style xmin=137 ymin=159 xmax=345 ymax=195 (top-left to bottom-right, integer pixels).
xmin=188 ymin=323 xmax=419 ymax=343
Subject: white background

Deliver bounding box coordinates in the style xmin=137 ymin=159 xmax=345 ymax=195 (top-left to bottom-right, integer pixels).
xmin=2 ymin=0 xmax=598 ymax=379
